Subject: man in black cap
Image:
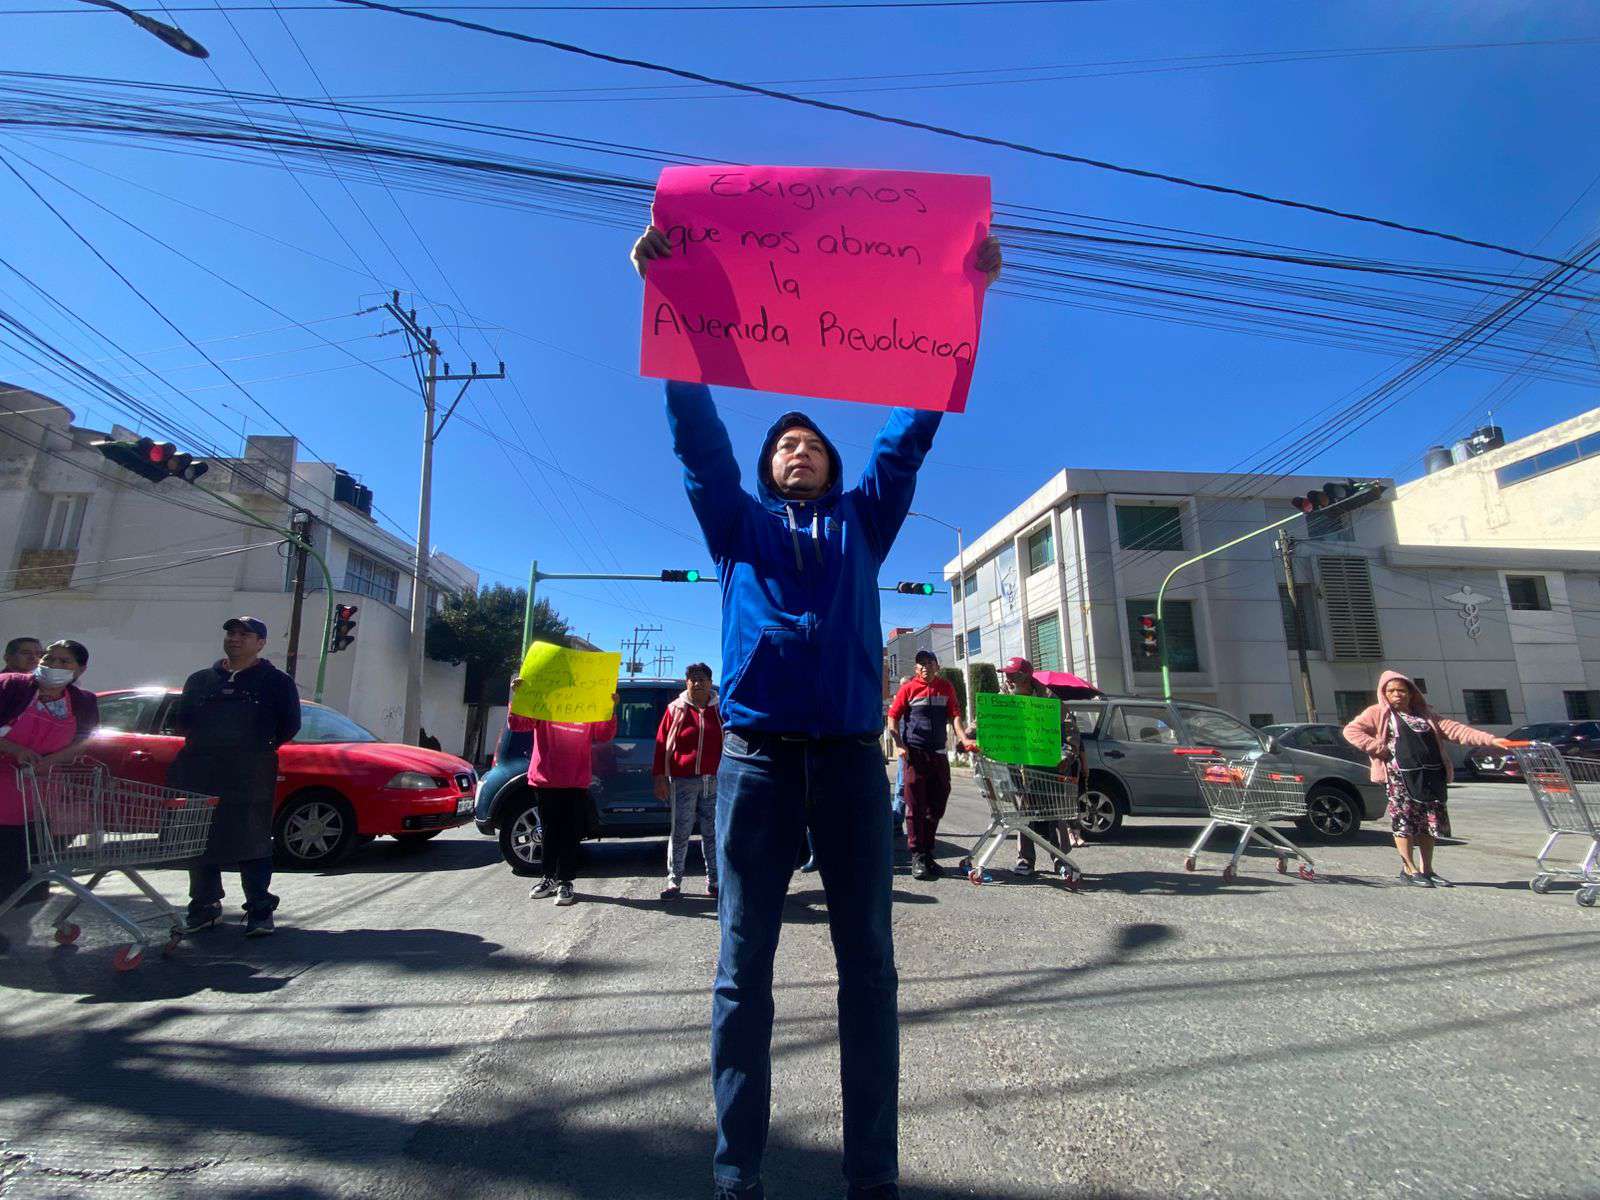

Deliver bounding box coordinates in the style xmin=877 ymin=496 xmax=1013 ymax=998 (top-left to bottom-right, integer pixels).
xmin=172 ymin=616 xmax=301 ymax=937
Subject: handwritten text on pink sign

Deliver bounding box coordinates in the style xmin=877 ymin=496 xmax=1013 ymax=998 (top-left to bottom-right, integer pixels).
xmin=639 ymin=165 xmax=992 ymax=413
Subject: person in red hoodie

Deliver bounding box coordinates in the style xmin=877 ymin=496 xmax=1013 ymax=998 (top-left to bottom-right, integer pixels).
xmin=507 ymin=670 xmax=617 ymax=908
xmin=652 ymin=662 xmax=723 ymax=901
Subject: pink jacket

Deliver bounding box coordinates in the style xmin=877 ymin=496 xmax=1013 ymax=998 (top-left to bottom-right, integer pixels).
xmin=507 ymin=713 xmax=617 ymax=790
xmin=1342 ymin=669 xmax=1499 ymax=784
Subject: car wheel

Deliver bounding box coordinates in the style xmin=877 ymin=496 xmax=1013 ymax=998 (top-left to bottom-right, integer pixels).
xmin=1297 ymin=783 xmax=1362 ymax=843
xmin=274 ymin=791 xmax=358 ymax=869
xmin=393 ymin=831 xmax=443 ymax=850
xmin=1076 ymin=783 xmax=1124 ymax=840
xmin=497 ymin=793 xmax=544 ymax=876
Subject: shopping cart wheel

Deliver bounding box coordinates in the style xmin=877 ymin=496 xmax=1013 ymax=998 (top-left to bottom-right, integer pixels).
xmin=1298 ymin=864 xmax=1316 ymax=881
xmin=1577 ymin=887 xmax=1598 ymax=909
xmin=967 ymin=868 xmax=984 ymax=886
xmin=113 ymin=945 xmax=144 ymax=973
xmin=53 ymin=923 xmax=81 ymax=946
xmin=1183 ymin=856 xmax=1196 ymax=872
xmin=1276 ymin=857 xmax=1289 ymax=875
xmin=1529 ymin=874 xmax=1553 ymax=895
xmin=958 ymin=857 xmax=973 ymax=871
xmin=1220 ymin=866 xmax=1237 ymax=884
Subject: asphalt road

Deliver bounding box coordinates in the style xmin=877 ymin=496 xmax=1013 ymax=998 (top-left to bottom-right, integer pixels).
xmin=2 ymin=773 xmax=1597 ymax=1200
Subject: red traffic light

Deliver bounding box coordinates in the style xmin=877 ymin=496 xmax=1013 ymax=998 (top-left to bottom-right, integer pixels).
xmin=1138 ymin=613 xmax=1159 ymax=654
xmin=145 ymin=440 xmax=175 ymax=465
xmin=1292 ymin=479 xmax=1385 ymax=521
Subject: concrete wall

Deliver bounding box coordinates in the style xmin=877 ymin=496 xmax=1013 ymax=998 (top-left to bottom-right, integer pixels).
xmin=1392 ymin=407 xmax=1600 ymax=551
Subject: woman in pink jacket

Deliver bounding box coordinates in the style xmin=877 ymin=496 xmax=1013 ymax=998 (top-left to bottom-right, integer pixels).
xmin=1343 ymin=670 xmax=1513 ymax=888
xmin=507 ymin=682 xmax=617 ymax=908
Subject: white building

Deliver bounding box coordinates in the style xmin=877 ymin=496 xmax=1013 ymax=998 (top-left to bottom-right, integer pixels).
xmin=0 ymin=386 xmax=479 ymax=752
xmin=883 ymin=621 xmax=955 ymax=696
xmin=945 ymin=462 xmax=1600 ymax=733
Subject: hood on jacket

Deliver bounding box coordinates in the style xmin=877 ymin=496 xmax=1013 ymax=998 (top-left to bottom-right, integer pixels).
xmin=1377 ymin=669 xmax=1431 ymax=716
xmin=756 ymin=412 xmax=843 ymax=511
xmin=677 ymin=688 xmax=717 ymax=713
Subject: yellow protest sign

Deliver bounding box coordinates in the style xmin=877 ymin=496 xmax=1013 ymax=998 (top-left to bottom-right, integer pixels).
xmin=509 ymin=642 xmax=621 ymax=723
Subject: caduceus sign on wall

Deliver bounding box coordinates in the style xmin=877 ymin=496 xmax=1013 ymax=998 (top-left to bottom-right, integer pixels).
xmin=1445 ymin=586 xmax=1493 ymax=641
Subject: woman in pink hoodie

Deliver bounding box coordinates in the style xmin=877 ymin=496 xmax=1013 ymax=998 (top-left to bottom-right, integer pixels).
xmin=1343 ymin=670 xmax=1512 ymax=888
xmin=507 ymin=681 xmax=617 ymax=907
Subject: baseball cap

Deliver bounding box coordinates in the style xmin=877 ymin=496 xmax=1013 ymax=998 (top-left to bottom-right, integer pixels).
xmin=914 ymin=649 xmax=940 ymax=667
xmin=1001 ymin=656 xmax=1033 ymax=676
xmin=223 ymin=616 xmax=269 ymax=638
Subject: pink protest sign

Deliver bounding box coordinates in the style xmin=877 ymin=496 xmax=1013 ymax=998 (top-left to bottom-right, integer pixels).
xmin=639 ymin=165 xmax=992 ymax=413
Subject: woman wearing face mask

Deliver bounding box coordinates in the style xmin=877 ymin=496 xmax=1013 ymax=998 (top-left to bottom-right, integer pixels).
xmin=0 ymin=639 xmax=100 ymax=951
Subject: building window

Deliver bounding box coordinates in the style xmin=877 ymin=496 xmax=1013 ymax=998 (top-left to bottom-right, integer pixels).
xmin=1278 ymin=583 xmax=1322 ymax=652
xmin=40 ymin=494 xmax=86 ymax=551
xmin=1505 ymin=575 xmax=1551 ymax=611
xmin=1027 ymin=612 xmax=1063 ymax=672
xmin=1125 ymin=599 xmax=1200 ymax=673
xmin=1463 ymin=689 xmax=1511 ymax=725
xmin=1249 ymin=713 xmax=1275 ymax=728
xmin=1413 ymin=677 xmax=1427 ymax=694
xmin=1304 ymin=509 xmax=1354 ymax=542
xmin=966 ymin=627 xmax=981 ymax=656
xmin=1026 ymin=526 xmax=1054 ymax=574
xmin=962 ymin=573 xmax=977 ymax=599
xmin=1334 ymin=691 xmax=1369 ymax=724
xmin=1565 ymin=690 xmax=1600 ymax=720
xmin=1116 ymin=504 xmax=1184 ymax=552
xmin=344 ymin=548 xmax=400 ymax=605
xmin=1495 ymin=432 xmax=1600 ymax=488
xmin=1318 ymin=556 xmax=1384 ymax=660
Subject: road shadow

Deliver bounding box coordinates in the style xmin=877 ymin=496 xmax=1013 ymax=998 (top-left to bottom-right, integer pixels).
xmin=308 ymin=837 xmax=505 ymax=877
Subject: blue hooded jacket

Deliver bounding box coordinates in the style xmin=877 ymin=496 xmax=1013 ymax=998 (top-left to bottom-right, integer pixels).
xmin=666 ymin=380 xmax=942 ymax=737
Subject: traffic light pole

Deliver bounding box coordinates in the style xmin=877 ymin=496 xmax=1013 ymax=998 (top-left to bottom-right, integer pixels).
xmin=285 ymin=511 xmax=311 ymax=683
xmin=195 ymin=485 xmax=336 ymax=702
xmin=907 ymin=511 xmax=971 ymax=723
xmin=1277 ymin=532 xmax=1319 ymax=722
xmin=1154 ymin=511 xmax=1305 ymax=703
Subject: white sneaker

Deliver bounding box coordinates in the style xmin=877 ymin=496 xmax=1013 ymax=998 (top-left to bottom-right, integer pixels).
xmin=528 ymin=878 xmax=558 ymax=900
xmin=555 ymin=883 xmax=576 ymax=906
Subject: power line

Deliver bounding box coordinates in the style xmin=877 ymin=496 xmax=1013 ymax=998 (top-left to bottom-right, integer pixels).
xmin=327 ymin=0 xmax=1595 ymax=271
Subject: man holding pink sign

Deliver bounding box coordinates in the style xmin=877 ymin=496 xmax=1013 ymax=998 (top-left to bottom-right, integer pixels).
xmin=633 ymin=164 xmax=999 ymax=1200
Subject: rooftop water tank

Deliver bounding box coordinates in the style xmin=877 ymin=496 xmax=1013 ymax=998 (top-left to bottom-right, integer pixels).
xmin=1423 ymin=446 xmax=1454 ymax=475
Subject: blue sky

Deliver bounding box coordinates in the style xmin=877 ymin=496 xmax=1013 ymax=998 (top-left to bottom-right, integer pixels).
xmin=3 ymin=0 xmax=1599 ymax=678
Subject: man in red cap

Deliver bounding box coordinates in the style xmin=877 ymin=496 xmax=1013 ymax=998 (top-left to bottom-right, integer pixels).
xmin=886 ymin=651 xmax=972 ymax=880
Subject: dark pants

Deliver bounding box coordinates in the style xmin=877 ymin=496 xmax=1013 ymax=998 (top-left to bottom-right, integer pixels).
xmin=536 ymin=787 xmax=587 ymax=884
xmin=188 ymin=857 xmax=276 ymax=918
xmin=1016 ymin=821 xmax=1065 ymax=865
xmin=712 ymin=732 xmax=897 ymax=1191
xmin=902 ymin=747 xmax=951 ymax=855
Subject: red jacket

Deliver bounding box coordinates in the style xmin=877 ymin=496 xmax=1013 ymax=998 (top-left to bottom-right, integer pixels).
xmin=652 ymin=691 xmax=723 ymax=779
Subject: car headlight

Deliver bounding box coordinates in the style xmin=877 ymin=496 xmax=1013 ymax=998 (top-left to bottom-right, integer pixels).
xmin=385 ymin=771 xmax=445 ymax=790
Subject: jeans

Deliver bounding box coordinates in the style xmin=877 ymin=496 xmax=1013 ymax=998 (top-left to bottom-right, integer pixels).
xmin=667 ymin=776 xmax=718 ymax=886
xmin=712 ymin=731 xmax=898 ymax=1191
xmin=891 ymin=758 xmax=906 ymax=824
xmin=188 ymin=856 xmax=276 ymax=918
xmin=536 ymin=788 xmax=588 ymax=884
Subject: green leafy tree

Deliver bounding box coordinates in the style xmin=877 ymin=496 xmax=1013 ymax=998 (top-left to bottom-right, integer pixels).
xmin=968 ymin=662 xmax=1000 ymax=700
xmin=427 ymin=585 xmax=569 ymax=760
xmin=939 ymin=667 xmax=967 ymax=720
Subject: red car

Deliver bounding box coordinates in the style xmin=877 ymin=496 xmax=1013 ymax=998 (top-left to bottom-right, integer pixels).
xmin=89 ymin=688 xmax=477 ymax=869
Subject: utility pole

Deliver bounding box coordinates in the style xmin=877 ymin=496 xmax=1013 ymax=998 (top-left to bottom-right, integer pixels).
xmin=1277 ymin=531 xmax=1319 ymax=722
xmin=652 ymin=645 xmax=676 ymax=678
xmin=623 ymin=625 xmax=660 ymax=679
xmin=385 ymin=293 xmax=505 ymax=743
xmin=285 ymin=510 xmax=311 ymax=682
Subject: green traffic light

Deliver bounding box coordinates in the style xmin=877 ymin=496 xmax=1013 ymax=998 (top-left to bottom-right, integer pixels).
xmin=920 ymin=583 xmax=934 ymax=595
xmin=687 ymin=569 xmax=700 ymax=583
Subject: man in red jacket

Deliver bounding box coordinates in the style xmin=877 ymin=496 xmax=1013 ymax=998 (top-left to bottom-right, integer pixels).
xmin=653 ymin=663 xmax=723 ymax=900
xmin=887 ymin=651 xmax=973 ymax=880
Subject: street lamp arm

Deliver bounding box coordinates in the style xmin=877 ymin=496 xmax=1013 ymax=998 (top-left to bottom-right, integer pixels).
xmin=1154 ymin=509 xmax=1306 ymax=702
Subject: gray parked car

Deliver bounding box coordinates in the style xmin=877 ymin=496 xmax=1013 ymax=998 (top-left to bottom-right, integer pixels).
xmin=1068 ymin=697 xmax=1386 ymax=842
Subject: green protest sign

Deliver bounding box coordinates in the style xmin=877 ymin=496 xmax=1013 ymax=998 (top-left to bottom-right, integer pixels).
xmin=975 ymin=692 xmax=1062 ymax=766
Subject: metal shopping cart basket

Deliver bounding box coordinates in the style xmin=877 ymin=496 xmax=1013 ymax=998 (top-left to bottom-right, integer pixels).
xmin=1508 ymin=741 xmax=1600 ymax=908
xmin=0 ymin=760 xmax=219 ymax=970
xmin=961 ymin=755 xmax=1085 ymax=891
xmin=1175 ymin=749 xmax=1315 ymax=883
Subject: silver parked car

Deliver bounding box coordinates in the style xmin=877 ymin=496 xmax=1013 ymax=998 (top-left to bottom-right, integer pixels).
xmin=1069 ymin=697 xmax=1386 ymax=842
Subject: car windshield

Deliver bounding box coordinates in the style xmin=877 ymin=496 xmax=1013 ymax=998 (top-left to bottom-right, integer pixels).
xmin=1511 ymin=723 xmax=1574 ymax=741
xmin=293 ymin=704 xmax=381 ymax=745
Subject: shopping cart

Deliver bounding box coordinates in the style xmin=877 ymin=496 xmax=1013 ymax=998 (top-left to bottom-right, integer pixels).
xmin=960 ymin=755 xmax=1084 ymax=891
xmin=0 ymin=760 xmax=220 ymax=970
xmin=1175 ymin=749 xmax=1315 ymax=882
xmin=1507 ymin=741 xmax=1600 ymax=908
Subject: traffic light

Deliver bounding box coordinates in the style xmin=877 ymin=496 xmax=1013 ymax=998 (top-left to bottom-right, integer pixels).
xmin=330 ymin=604 xmax=359 ymax=653
xmin=1139 ymin=613 xmax=1159 ymax=656
xmin=894 ymin=582 xmax=936 ymax=595
xmin=1292 ymin=479 xmax=1384 ymax=521
xmin=660 ymin=569 xmax=702 ymax=583
xmin=95 ymin=437 xmax=209 ymax=484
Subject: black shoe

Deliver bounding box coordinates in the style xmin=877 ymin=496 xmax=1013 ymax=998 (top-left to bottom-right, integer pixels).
xmin=707 ymin=881 xmax=719 ymax=899
xmin=183 ymin=903 xmax=223 ymax=933
xmin=660 ymin=884 xmax=682 ymax=901
xmin=847 ymin=1184 xmax=900 ymax=1200
xmin=244 ymin=911 xmax=276 ymax=937
xmin=1013 ymin=858 xmax=1034 ymax=878
xmin=528 ymin=877 xmax=558 ymax=900
xmin=910 ymin=853 xmax=932 ymax=881
xmin=923 ymin=856 xmax=943 ymax=880
xmin=1400 ymin=869 xmax=1434 ymax=888
xmin=1425 ymin=872 xmax=1454 ymax=888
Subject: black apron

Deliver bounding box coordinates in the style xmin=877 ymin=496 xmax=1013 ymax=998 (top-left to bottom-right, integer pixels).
xmin=169 ymin=680 xmax=281 ymax=865
xmin=1391 ymin=711 xmax=1447 ymax=805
